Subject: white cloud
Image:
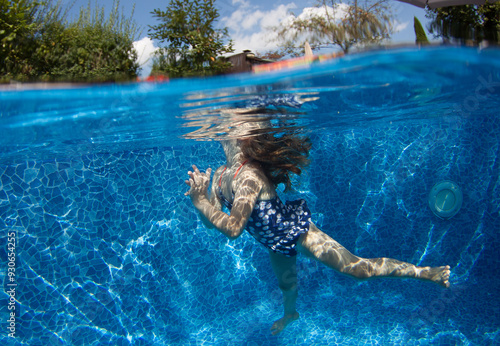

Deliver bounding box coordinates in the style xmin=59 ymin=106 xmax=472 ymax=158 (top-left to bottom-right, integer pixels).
xmin=222 ymin=3 xmax=352 ymax=54
xmin=231 ymin=0 xmax=249 ymax=6
xmin=394 ymin=21 xmax=409 ymax=33
xmin=132 ymin=37 xmax=159 ymax=77
xmin=296 ymin=4 xmax=348 ymax=22
xmin=277 ymin=5 xmax=351 ymax=47
xmin=222 ymin=3 xmax=298 ymax=53
xmin=241 ymin=10 xmax=264 ymax=30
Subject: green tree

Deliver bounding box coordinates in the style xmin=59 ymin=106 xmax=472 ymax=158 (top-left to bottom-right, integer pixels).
xmin=148 ymin=0 xmax=234 ymax=77
xmin=414 ymin=16 xmax=429 ymax=45
xmin=273 ymin=0 xmax=393 ymax=55
xmin=426 ymin=1 xmax=500 ymax=44
xmin=1 ymin=0 xmax=140 ymax=83
xmin=43 ymin=1 xmax=141 ymax=82
xmin=0 ymin=0 xmax=39 ymax=78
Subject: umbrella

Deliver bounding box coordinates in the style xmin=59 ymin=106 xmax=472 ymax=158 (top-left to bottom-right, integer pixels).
xmin=396 ymin=0 xmax=498 ymax=9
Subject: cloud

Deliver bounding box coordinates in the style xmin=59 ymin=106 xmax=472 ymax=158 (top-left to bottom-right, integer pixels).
xmin=295 ymin=4 xmax=349 ymax=22
xmin=231 ymin=0 xmax=249 ymax=6
xmin=277 ymin=4 xmax=351 ymax=46
xmin=132 ymin=37 xmax=159 ymax=77
xmin=221 ymin=3 xmax=298 ymax=53
xmin=222 ymin=3 xmax=352 ymax=54
xmin=394 ymin=21 xmax=409 ymax=33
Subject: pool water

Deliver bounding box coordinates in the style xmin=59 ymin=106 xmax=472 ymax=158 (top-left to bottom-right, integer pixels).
xmin=1 ymin=47 xmax=499 ymax=345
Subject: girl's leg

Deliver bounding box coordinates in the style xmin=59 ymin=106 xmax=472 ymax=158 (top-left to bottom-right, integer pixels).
xmin=268 ymin=251 xmax=300 ymax=335
xmin=297 ymin=223 xmax=450 ymax=287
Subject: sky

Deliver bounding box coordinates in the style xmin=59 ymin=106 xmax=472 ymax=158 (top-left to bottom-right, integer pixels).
xmin=60 ymin=0 xmax=431 ymax=77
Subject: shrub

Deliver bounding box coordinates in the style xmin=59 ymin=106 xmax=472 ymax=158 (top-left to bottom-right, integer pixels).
xmin=0 ymin=0 xmax=141 ymax=83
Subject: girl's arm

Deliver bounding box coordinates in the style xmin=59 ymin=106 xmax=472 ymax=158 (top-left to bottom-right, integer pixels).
xmin=195 ymin=166 xmax=223 ymax=229
xmin=185 ymin=165 xmax=261 ymax=239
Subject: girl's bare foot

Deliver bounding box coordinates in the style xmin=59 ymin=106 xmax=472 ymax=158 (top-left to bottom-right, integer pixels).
xmin=417 ymin=265 xmax=451 ymax=288
xmin=270 ymin=312 xmax=299 ymax=335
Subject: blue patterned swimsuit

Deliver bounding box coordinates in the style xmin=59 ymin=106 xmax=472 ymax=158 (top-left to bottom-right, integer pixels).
xmin=217 ymin=162 xmax=311 ymax=257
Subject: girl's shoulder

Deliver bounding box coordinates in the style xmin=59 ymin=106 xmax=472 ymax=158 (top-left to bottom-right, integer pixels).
xmin=240 ymin=160 xmax=263 ymax=176
xmin=235 ymin=161 xmax=271 ymax=187
xmin=238 ymin=161 xmax=276 ymax=199
xmin=212 ymin=165 xmax=227 ymax=182
xmin=214 ymin=165 xmax=226 ymax=173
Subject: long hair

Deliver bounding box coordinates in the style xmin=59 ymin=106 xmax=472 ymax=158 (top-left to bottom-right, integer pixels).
xmin=240 ymin=129 xmax=312 ymax=191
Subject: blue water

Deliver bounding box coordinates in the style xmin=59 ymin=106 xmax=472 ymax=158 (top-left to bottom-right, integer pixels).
xmin=1 ymin=47 xmax=499 ymax=345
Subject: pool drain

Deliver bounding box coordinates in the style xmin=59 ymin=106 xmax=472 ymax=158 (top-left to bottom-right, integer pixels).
xmin=428 ymin=181 xmax=463 ymax=219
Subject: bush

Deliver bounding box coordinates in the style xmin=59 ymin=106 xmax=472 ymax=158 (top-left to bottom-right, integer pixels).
xmin=0 ymin=0 xmax=39 ymax=79
xmin=426 ymin=2 xmax=500 ymax=44
xmin=0 ymin=0 xmax=140 ymax=83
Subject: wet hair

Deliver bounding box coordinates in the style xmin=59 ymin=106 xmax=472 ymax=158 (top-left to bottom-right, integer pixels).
xmin=240 ymin=130 xmax=311 ymax=191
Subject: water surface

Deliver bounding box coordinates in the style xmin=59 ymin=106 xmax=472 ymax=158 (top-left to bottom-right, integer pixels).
xmin=1 ymin=47 xmax=499 ymax=345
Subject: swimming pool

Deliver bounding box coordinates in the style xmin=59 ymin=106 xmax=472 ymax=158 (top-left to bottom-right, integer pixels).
xmin=1 ymin=47 xmax=499 ymax=345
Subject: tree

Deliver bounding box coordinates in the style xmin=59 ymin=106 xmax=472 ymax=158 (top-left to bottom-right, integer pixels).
xmin=42 ymin=0 xmax=141 ymax=82
xmin=1 ymin=0 xmax=140 ymax=83
xmin=273 ymin=0 xmax=393 ymax=55
xmin=414 ymin=16 xmax=429 ymax=45
xmin=148 ymin=0 xmax=234 ymax=78
xmin=256 ymin=50 xmax=287 ymax=60
xmin=426 ymin=1 xmax=500 ymax=44
xmin=0 ymin=0 xmax=39 ymax=78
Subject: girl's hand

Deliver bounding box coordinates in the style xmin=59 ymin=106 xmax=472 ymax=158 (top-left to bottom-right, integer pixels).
xmin=185 ymin=165 xmax=212 ymax=205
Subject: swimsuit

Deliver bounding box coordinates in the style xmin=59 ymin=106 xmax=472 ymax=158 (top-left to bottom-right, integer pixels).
xmin=217 ymin=161 xmax=311 ymax=257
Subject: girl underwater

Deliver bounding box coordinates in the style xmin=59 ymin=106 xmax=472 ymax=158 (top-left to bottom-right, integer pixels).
xmin=184 ymin=114 xmax=451 ymax=335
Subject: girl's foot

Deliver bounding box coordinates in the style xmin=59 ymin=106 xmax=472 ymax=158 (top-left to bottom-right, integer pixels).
xmin=417 ymin=265 xmax=451 ymax=288
xmin=270 ymin=312 xmax=299 ymax=335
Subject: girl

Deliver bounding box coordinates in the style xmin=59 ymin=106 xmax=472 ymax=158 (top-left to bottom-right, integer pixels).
xmin=184 ymin=120 xmax=450 ymax=335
